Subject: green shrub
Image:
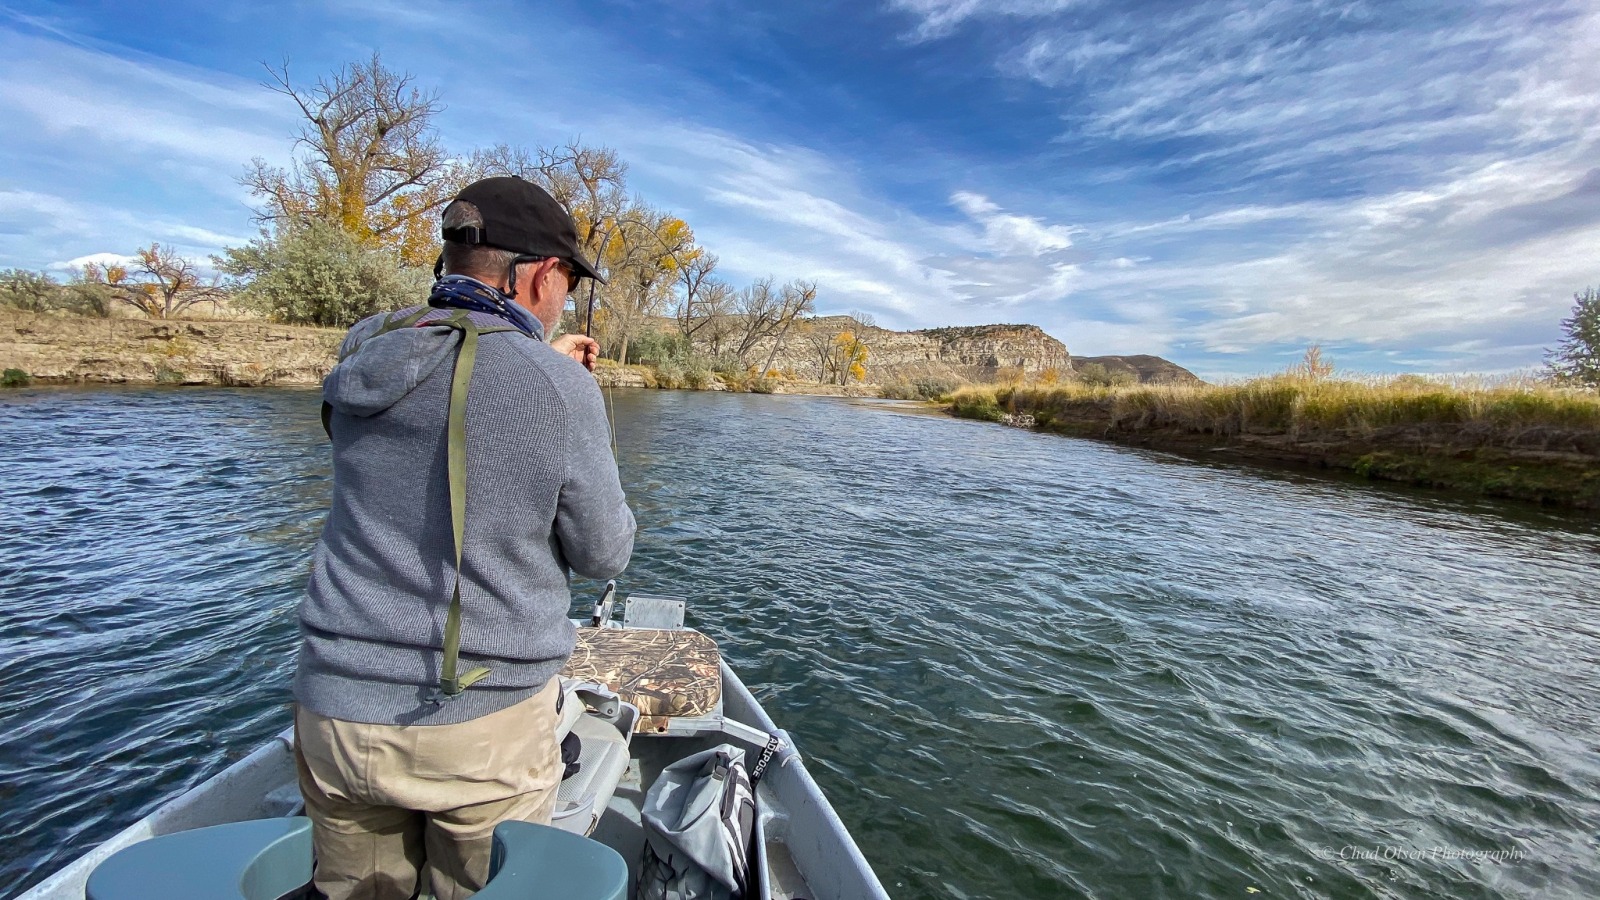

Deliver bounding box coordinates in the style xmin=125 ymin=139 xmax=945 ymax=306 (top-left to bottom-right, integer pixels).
xmin=948 ymin=387 xmax=1006 ymax=422
xmin=0 ymin=269 xmax=110 ymax=317
xmin=881 ymin=376 xmax=964 ymax=400
xmin=2 ymin=368 xmax=30 ymax=388
xmin=1076 ymin=362 xmax=1135 ymax=387
xmin=627 ymin=330 xmax=691 ymax=366
xmin=218 ymin=221 xmax=431 ymax=328
xmin=683 ymin=360 xmax=713 ymax=390
xmin=0 ymin=269 xmax=59 ymax=312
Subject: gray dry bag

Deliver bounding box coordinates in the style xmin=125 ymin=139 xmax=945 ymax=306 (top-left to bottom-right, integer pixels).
xmin=639 ymin=744 xmax=767 ymax=900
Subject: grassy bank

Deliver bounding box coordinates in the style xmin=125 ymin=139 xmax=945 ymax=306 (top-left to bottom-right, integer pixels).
xmin=947 ymin=377 xmax=1600 ymax=509
xmin=593 ymin=360 xmax=885 ymax=396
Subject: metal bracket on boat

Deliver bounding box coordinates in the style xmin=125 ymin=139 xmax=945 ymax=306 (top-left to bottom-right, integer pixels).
xmin=590 ymin=580 xmax=618 ymax=628
xmin=573 ymin=683 xmax=622 ymax=720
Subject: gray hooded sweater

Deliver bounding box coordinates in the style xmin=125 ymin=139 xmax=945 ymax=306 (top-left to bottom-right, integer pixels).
xmin=294 ymin=306 xmax=635 ymax=726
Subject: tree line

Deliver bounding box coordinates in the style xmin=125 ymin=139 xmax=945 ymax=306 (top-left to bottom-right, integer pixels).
xmin=0 ymin=55 xmax=883 ymax=384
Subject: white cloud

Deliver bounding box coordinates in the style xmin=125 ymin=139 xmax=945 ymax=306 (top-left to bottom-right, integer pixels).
xmin=0 ymin=27 xmax=292 ymax=270
xmin=2 ymin=187 xmax=253 ymax=269
xmin=577 ymin=121 xmax=963 ymax=321
xmin=888 ymin=0 xmax=1088 ymax=40
xmin=0 ymin=188 xmax=93 ymax=231
xmin=0 ymin=30 xmax=291 ymax=173
xmin=1067 ymin=149 xmax=1600 ymax=360
xmin=950 ymin=191 xmax=1077 ymax=256
xmin=53 ymin=252 xmax=137 ymax=271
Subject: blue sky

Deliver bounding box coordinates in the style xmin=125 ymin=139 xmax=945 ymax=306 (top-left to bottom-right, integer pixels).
xmin=0 ymin=0 xmax=1596 ymax=378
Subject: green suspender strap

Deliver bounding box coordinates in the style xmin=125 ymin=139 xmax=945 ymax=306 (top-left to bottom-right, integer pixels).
xmin=438 ymin=310 xmax=488 ymax=697
xmin=319 ymin=307 xmax=522 ymax=702
xmin=434 ymin=310 xmax=520 ymax=701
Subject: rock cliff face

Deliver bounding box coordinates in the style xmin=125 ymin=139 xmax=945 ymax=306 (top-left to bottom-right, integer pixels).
xmin=907 ymin=324 xmax=1073 ymax=374
xmin=757 ymin=318 xmax=1073 ymax=381
xmin=0 ymin=310 xmax=342 ymax=386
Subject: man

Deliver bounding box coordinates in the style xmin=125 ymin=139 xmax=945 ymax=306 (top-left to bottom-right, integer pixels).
xmin=292 ymin=176 xmax=636 ymax=900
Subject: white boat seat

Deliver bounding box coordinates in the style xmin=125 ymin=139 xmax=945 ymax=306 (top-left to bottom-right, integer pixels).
xmin=553 ymin=681 xmax=637 ymax=837
xmin=552 ymin=713 xmax=632 ymax=836
xmin=84 ymin=816 xmax=626 ymax=899
xmin=561 ymin=627 xmax=722 ymax=735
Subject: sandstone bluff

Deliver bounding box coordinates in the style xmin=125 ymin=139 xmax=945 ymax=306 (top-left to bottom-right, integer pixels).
xmin=0 ymin=310 xmax=1198 ymax=387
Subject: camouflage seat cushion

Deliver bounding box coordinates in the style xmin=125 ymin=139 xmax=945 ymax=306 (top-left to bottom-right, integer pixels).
xmin=562 ymin=628 xmax=721 ymax=733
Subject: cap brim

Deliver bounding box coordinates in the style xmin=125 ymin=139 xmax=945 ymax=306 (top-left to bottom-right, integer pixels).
xmin=571 ymin=251 xmax=606 ymax=285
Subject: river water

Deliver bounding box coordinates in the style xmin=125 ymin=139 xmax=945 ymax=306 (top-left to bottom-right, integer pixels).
xmin=2 ymin=386 xmax=1597 ymax=899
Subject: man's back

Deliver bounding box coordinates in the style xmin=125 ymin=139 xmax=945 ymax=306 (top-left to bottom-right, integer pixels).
xmin=295 ymin=306 xmax=635 ymax=727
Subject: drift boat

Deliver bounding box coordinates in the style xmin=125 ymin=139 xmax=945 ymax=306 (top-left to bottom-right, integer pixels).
xmin=21 ymin=590 xmax=888 ymax=900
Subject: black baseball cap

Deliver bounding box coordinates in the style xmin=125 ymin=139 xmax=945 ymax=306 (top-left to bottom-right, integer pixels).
xmin=442 ymin=176 xmax=606 ymax=284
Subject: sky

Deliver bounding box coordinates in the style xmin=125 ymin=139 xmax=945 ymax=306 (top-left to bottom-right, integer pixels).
xmin=0 ymin=0 xmax=1596 ymax=379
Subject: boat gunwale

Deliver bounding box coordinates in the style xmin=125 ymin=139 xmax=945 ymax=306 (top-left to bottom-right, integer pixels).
xmin=19 ymin=665 xmax=890 ymax=900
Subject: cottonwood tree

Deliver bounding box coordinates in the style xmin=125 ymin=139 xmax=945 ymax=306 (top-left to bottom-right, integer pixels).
xmin=730 ymin=279 xmax=780 ymax=365
xmin=243 ymin=55 xmax=457 ymax=266
xmin=730 ymin=278 xmax=815 ymax=368
xmin=479 ymin=142 xmax=706 ymax=362
xmin=806 ymin=311 xmax=874 ymax=384
xmin=1547 ymin=287 xmax=1600 ymax=388
xmin=835 ymin=331 xmax=869 ymax=383
xmin=85 ymin=244 xmax=225 ymax=319
xmin=588 ymin=208 xmax=698 ymax=363
xmin=681 ymin=278 xmax=738 ymax=359
xmin=1291 ymin=344 xmax=1335 ymax=380
xmin=760 ymin=280 xmax=818 ymax=375
xmin=674 ymin=252 xmax=722 ymax=337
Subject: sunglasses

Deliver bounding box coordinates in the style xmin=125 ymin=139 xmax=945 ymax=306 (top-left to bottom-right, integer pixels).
xmin=553 ymin=259 xmax=579 ymax=293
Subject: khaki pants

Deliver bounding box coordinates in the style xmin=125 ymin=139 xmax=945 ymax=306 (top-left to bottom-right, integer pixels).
xmin=294 ymin=679 xmax=564 ymax=900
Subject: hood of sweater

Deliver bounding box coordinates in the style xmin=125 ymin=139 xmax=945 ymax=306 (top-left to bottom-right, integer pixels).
xmin=322 ymin=308 xmax=544 ymax=419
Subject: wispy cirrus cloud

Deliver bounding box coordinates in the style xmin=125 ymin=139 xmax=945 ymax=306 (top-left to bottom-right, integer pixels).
xmin=949 ymin=191 xmax=1076 ymax=256
xmin=0 ymin=23 xmax=287 ymax=267
xmin=888 ymin=0 xmax=1087 ymax=40
xmin=0 ymin=27 xmax=290 ymax=176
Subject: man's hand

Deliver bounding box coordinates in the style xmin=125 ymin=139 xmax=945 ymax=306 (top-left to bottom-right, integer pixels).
xmin=550 ymin=334 xmax=600 ymax=372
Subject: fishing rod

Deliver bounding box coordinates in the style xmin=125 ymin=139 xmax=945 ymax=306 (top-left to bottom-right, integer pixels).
xmin=579 ymin=215 xmax=702 ymax=458
xmin=580 ymin=277 xmax=619 ymax=457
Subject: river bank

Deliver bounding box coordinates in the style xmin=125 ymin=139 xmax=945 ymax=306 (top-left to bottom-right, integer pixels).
xmin=11 ymin=309 xmax=1596 ymax=509
xmin=946 ymin=382 xmax=1600 ymax=509
xmin=0 ymin=309 xmax=340 ymax=386
xmin=0 ymin=310 xmax=884 ymax=396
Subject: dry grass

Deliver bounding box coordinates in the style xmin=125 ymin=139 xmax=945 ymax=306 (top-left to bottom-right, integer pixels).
xmin=949 ymin=373 xmax=1600 ymax=446
xmin=947 ymin=373 xmax=1600 ymax=506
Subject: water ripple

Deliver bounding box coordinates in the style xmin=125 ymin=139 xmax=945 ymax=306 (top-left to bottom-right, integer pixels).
xmin=3 ymin=388 xmax=1599 ymax=899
